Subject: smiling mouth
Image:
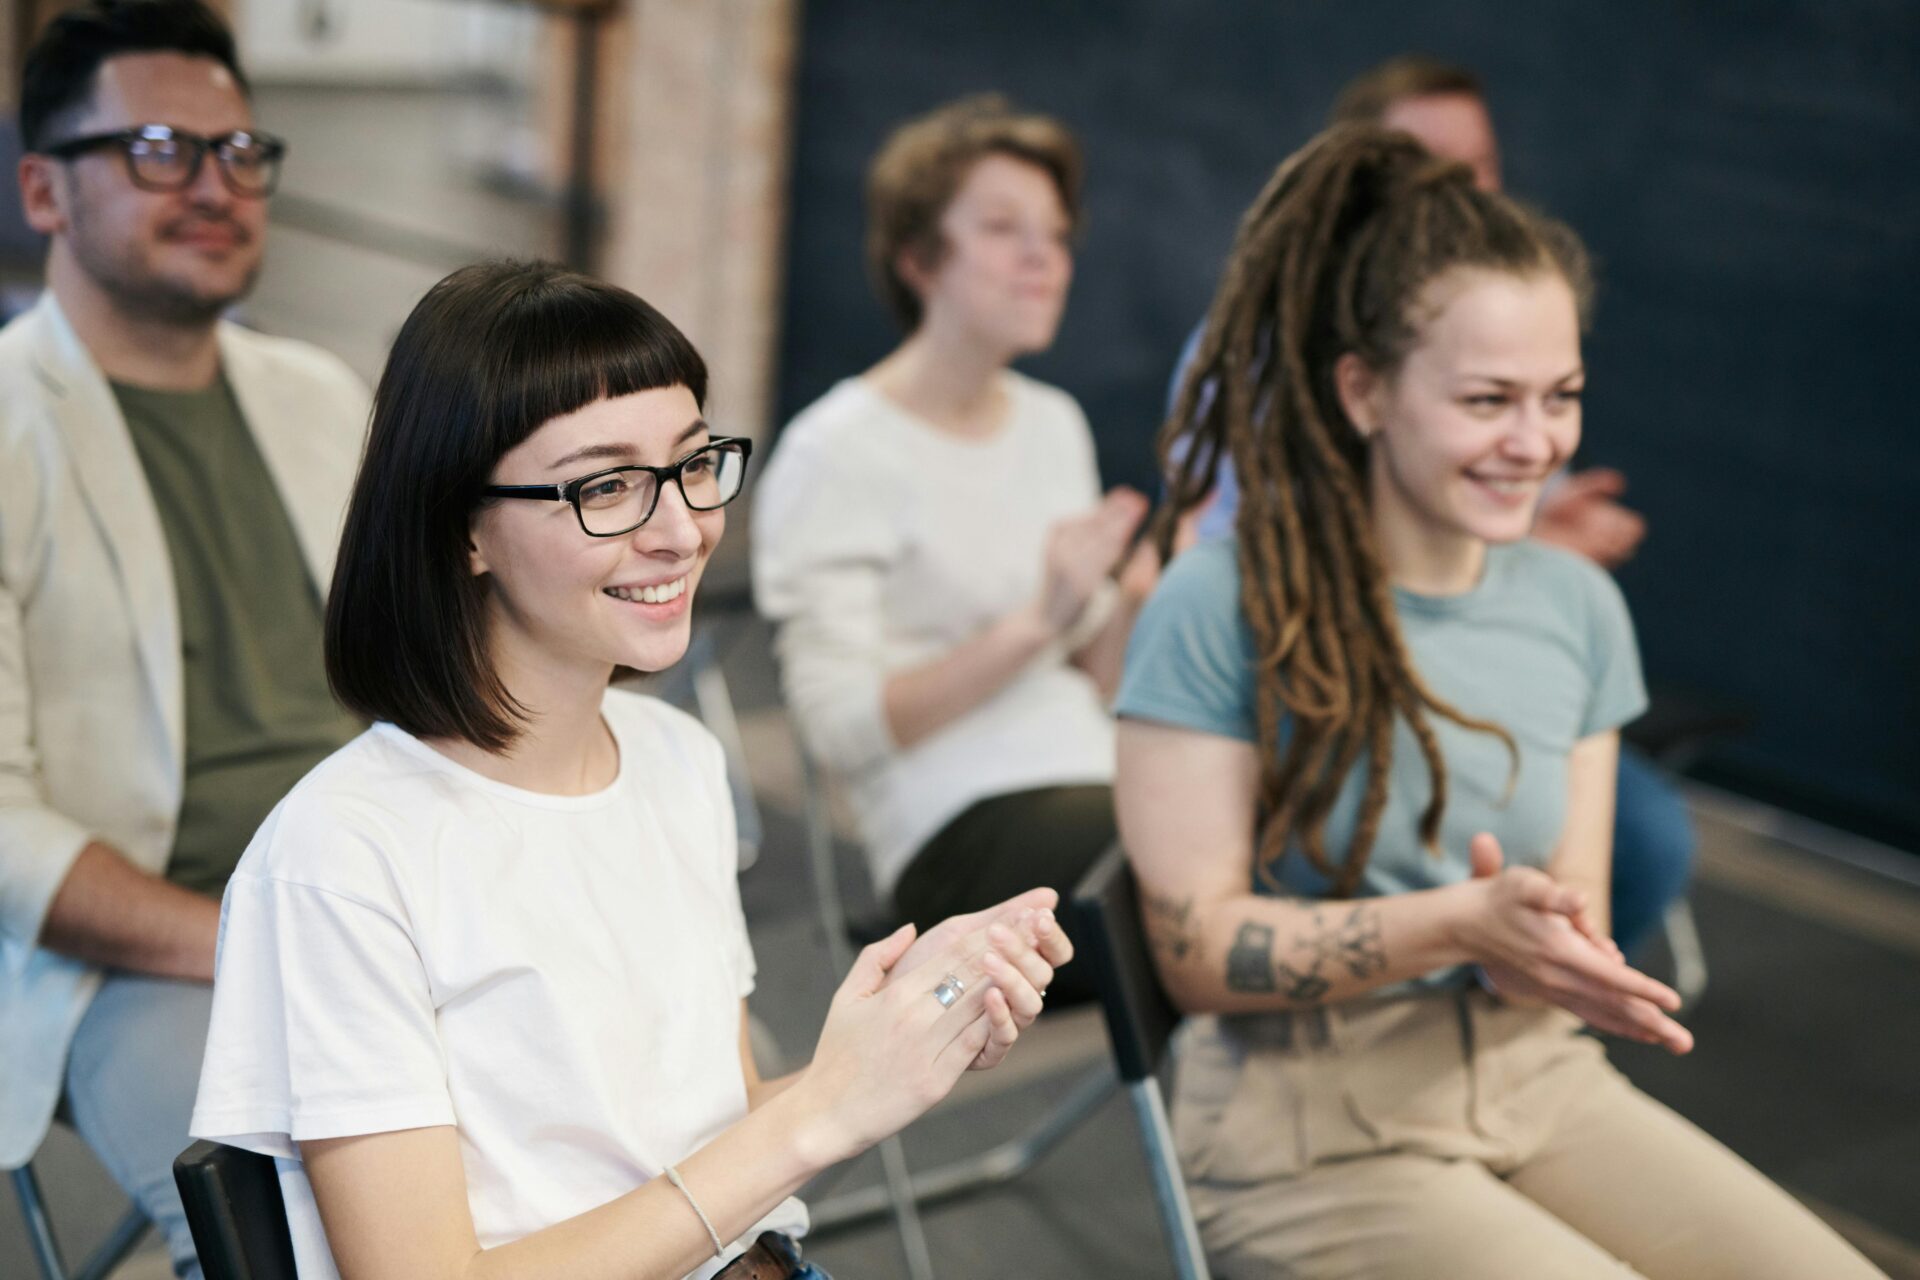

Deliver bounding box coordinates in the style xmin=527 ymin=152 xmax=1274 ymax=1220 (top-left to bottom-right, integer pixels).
xmin=165 ymin=221 xmax=248 ymax=246
xmin=1465 ymin=472 xmax=1547 ymax=494
xmin=603 ymin=577 xmax=687 ymax=604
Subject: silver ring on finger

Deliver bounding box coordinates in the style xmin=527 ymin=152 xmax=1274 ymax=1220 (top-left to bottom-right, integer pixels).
xmin=932 ymin=972 xmax=966 ymax=1008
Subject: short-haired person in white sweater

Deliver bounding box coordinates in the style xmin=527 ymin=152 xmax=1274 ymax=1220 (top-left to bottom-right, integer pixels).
xmin=755 ymin=97 xmax=1159 ymax=1002
xmin=189 ymin=261 xmax=1071 ymax=1280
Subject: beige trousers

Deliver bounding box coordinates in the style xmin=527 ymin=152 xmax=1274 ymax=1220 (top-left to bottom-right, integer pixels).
xmin=1173 ymin=987 xmax=1885 ymax=1279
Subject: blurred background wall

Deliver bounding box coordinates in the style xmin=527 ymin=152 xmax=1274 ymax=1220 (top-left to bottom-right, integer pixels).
xmin=1 ymin=6 xmax=1916 ymax=1274
xmin=4 ymin=0 xmax=794 ymax=430
xmin=1 ymin=0 xmax=1913 ymax=856
xmin=775 ymin=0 xmax=1920 ymax=857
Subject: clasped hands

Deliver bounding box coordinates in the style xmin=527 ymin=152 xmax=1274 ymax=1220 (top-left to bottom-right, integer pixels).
xmin=1038 ymin=487 xmax=1150 ymax=636
xmin=1461 ymin=833 xmax=1694 ymax=1055
xmin=889 ymin=886 xmax=1071 ymax=1069
xmin=792 ymin=888 xmax=1073 ymax=1163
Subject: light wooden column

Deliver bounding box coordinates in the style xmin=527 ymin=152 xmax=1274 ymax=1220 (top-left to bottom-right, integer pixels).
xmin=4 ymin=2 xmax=73 ymax=108
xmin=597 ymin=0 xmax=798 ymax=440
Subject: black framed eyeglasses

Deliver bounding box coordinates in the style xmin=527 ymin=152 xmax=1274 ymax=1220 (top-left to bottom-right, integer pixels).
xmin=482 ymin=437 xmax=753 ymax=537
xmin=40 ymin=124 xmax=287 ymax=197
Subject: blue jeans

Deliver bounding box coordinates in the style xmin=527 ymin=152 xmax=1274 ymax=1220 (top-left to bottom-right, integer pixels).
xmin=64 ymin=973 xmax=212 ymax=1280
xmin=718 ymin=1231 xmax=832 ymax=1278
xmin=1610 ymin=746 xmax=1696 ymax=957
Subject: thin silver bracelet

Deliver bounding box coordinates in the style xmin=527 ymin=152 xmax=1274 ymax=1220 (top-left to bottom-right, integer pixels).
xmin=663 ymin=1164 xmax=725 ymax=1260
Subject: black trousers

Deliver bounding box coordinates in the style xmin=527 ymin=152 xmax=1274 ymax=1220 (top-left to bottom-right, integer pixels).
xmin=890 ymin=784 xmax=1115 ymax=1007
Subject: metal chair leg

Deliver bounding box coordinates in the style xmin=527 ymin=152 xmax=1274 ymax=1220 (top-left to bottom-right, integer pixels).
xmin=1664 ymin=898 xmax=1708 ymax=1011
xmin=74 ymin=1204 xmax=152 ymax=1280
xmin=10 ymin=1161 xmax=152 ymax=1280
xmin=687 ymin=626 xmax=765 ymax=871
xmin=1128 ymin=1079 xmax=1210 ymax=1280
xmin=800 ymin=756 xmax=934 ymax=1278
xmin=12 ymin=1163 xmax=68 ymax=1280
xmin=872 ymin=1134 xmax=936 ymax=1280
xmin=807 ymin=1062 xmax=1116 ymax=1231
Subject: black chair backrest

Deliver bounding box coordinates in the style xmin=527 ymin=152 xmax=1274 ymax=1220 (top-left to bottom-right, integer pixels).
xmin=1069 ymin=843 xmax=1183 ymax=1083
xmin=173 ymin=1140 xmax=298 ymax=1280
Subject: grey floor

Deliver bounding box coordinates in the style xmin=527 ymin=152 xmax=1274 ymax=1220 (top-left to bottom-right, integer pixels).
xmin=4 ymin=84 xmax=1917 ymax=1278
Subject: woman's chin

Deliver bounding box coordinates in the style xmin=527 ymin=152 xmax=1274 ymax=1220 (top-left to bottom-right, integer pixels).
xmin=618 ymin=627 xmax=693 ymax=675
xmin=1454 ymin=503 xmax=1541 ymax=547
xmin=1479 ymin=523 xmax=1536 ymax=546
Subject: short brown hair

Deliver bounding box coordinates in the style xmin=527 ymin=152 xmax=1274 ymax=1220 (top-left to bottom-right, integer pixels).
xmin=1329 ymin=55 xmax=1483 ymax=128
xmin=864 ymin=94 xmax=1083 ymax=331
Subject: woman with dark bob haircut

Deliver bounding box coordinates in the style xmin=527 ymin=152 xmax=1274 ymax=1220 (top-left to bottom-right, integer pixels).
xmin=188 ymin=260 xmax=1070 ymax=1280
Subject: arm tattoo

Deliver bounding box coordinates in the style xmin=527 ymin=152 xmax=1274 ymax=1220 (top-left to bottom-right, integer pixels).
xmin=1224 ymin=905 xmax=1388 ymax=1004
xmin=1324 ymin=905 xmax=1387 ymax=981
xmin=1143 ymin=891 xmax=1202 ymax=966
xmin=1226 ymin=922 xmax=1277 ymax=991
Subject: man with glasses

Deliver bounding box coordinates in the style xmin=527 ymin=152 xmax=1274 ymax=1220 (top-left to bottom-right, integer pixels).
xmin=0 ymin=4 xmax=367 ymax=1274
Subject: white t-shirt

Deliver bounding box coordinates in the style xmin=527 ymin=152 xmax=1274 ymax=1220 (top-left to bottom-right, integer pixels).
xmin=190 ymin=690 xmax=805 ymax=1280
xmin=752 ymin=371 xmax=1118 ymax=893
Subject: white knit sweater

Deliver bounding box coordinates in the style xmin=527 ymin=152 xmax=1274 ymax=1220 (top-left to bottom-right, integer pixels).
xmin=751 ymin=371 xmax=1118 ymax=893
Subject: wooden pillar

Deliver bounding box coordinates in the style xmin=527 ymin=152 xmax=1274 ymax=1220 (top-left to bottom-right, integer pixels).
xmin=597 ymin=0 xmax=798 ymax=440
xmin=5 ymin=2 xmax=72 ymax=108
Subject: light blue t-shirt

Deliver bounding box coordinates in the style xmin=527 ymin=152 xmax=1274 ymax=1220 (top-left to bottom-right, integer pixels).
xmin=1116 ymin=538 xmax=1647 ymax=987
xmin=1164 ymin=320 xmax=1242 ymax=542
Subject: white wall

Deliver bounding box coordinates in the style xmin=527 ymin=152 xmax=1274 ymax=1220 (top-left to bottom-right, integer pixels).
xmin=236 ymin=0 xmax=534 ymax=85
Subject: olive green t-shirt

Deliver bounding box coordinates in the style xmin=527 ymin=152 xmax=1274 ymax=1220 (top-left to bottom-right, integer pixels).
xmin=115 ymin=377 xmax=362 ymax=896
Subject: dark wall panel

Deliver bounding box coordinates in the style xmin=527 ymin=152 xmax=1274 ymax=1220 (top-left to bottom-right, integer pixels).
xmin=775 ymin=0 xmax=1920 ymax=849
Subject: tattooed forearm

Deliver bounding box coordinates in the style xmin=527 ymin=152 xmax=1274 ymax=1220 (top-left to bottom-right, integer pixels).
xmin=1225 ymin=922 xmax=1277 ymax=991
xmin=1222 ymin=904 xmax=1388 ymax=1004
xmin=1273 ymin=957 xmax=1331 ymax=1003
xmin=1143 ymin=891 xmax=1202 ymax=967
xmin=1326 ymin=904 xmax=1387 ymax=980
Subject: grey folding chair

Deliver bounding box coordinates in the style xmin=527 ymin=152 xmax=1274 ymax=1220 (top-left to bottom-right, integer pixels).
xmin=797 ymin=752 xmax=1117 ymax=1280
xmin=644 ymin=614 xmax=764 ymax=870
xmin=1068 ymin=844 xmax=1211 ymax=1280
xmin=9 ymin=1118 xmax=152 ymax=1280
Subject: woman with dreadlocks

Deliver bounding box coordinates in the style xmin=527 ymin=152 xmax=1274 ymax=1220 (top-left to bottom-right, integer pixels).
xmin=1113 ymin=126 xmax=1883 ymax=1278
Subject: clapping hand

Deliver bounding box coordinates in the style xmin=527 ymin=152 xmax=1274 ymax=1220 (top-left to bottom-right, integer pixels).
xmin=792 ymin=898 xmax=1074 ymax=1164
xmin=894 ymin=887 xmax=1075 ymax=1068
xmin=1464 ymin=834 xmax=1693 ymax=1054
xmin=1533 ymin=468 xmax=1646 ymax=569
xmin=1038 ymin=487 xmax=1150 ymax=636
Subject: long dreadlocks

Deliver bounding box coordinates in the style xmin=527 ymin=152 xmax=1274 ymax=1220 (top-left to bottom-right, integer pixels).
xmin=1153 ymin=124 xmax=1593 ymax=897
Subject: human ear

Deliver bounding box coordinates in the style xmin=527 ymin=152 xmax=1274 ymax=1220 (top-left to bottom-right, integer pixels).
xmin=896 ymin=222 xmax=956 ymax=301
xmin=467 ymin=518 xmax=491 ymax=578
xmin=894 ymin=241 xmax=937 ymax=301
xmin=17 ymin=155 xmax=68 ymax=236
xmin=1333 ymin=352 xmax=1383 ymax=440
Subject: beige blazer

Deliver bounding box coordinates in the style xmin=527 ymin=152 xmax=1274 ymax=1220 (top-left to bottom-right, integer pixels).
xmin=0 ymin=293 xmax=369 ymax=1166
